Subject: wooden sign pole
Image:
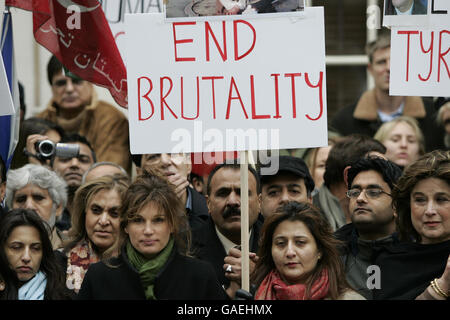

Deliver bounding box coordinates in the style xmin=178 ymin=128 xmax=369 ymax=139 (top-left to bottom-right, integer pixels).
xmin=240 ymin=150 xmax=250 ymax=292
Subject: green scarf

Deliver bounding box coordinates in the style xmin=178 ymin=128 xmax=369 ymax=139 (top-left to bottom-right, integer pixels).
xmin=126 ymin=237 xmax=174 ymax=300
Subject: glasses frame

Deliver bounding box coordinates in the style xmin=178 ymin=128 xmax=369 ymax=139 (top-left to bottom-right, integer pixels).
xmin=346 ymin=188 xmax=391 ymax=199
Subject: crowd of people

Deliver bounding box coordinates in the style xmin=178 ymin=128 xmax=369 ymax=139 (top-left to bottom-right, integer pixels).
xmin=0 ymin=29 xmax=448 ymax=301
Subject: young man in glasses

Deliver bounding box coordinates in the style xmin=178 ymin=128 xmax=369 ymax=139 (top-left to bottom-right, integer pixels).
xmin=37 ymin=55 xmax=131 ymax=175
xmin=335 ymin=156 xmax=403 ymax=299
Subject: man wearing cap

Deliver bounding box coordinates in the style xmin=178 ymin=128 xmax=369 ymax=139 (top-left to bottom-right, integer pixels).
xmin=37 ymin=55 xmax=131 ymax=174
xmin=259 ymin=155 xmax=315 ymax=218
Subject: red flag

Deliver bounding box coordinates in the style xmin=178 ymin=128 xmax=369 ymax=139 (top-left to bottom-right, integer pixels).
xmin=6 ymin=0 xmax=128 ymax=108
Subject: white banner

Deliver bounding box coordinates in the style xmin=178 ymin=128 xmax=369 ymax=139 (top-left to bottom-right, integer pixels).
xmin=125 ymin=8 xmax=327 ymax=154
xmin=389 ymin=0 xmax=450 ymax=96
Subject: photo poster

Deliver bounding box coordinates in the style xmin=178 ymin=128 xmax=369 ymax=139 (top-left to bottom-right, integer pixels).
xmin=383 ymin=0 xmax=429 ymax=27
xmin=100 ymin=0 xmax=164 ymax=61
xmin=166 ymin=0 xmax=305 ymax=19
xmin=124 ymin=6 xmax=328 ymax=155
xmin=389 ymin=0 xmax=450 ymax=96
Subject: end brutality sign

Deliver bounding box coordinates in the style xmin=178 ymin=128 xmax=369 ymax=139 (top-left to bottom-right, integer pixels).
xmin=125 ymin=8 xmax=328 ymax=154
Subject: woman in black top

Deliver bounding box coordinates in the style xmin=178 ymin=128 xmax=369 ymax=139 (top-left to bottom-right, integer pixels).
xmin=77 ymin=171 xmax=228 ymax=300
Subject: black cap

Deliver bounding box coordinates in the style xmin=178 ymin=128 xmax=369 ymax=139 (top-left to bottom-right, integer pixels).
xmin=258 ymin=156 xmax=315 ymax=193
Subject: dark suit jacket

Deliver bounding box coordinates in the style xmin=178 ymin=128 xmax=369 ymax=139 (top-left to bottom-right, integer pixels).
xmin=187 ymin=186 xmax=209 ymax=232
xmin=191 ymin=216 xmax=263 ymax=287
xmin=76 ymin=245 xmax=228 ymax=300
xmin=385 ymin=0 xmax=427 ymax=15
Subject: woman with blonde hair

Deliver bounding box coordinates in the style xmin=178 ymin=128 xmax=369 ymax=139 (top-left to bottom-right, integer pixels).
xmin=55 ymin=174 xmax=129 ymax=293
xmin=374 ymin=116 xmax=425 ymax=168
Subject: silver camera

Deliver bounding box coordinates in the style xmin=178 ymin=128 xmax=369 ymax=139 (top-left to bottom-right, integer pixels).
xmin=34 ymin=140 xmax=80 ymax=160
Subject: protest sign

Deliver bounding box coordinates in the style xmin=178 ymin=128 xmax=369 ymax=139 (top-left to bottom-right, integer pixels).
xmin=389 ymin=0 xmax=450 ymax=96
xmin=101 ymin=0 xmax=163 ymax=60
xmin=125 ymin=7 xmax=327 ymax=154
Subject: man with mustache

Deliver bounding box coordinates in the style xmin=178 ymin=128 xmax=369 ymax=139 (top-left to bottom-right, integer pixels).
xmin=191 ymin=162 xmax=262 ymax=297
xmin=335 ymin=157 xmax=402 ymax=299
xmin=51 ymin=133 xmax=96 ymax=232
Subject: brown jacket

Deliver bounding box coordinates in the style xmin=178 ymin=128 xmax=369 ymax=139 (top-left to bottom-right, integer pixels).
xmin=37 ymin=92 xmax=131 ymax=174
xmin=331 ymin=89 xmax=445 ymax=152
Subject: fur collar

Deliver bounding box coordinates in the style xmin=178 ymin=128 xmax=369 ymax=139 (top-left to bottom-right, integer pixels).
xmin=353 ymin=89 xmax=426 ymax=121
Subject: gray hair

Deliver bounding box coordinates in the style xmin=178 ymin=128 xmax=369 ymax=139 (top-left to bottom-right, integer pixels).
xmin=5 ymin=164 xmax=68 ymax=227
xmin=81 ymin=161 xmax=128 ymax=184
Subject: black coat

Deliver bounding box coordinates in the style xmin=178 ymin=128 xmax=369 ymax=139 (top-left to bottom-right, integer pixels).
xmin=191 ymin=216 xmax=263 ymax=287
xmin=373 ymin=240 xmax=450 ymax=300
xmin=187 ymin=187 xmax=209 ymax=232
xmin=76 ymin=245 xmax=228 ymax=300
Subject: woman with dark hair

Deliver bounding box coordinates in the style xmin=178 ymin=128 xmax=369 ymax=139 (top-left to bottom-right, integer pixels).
xmin=77 ymin=171 xmax=228 ymax=300
xmin=374 ymin=150 xmax=450 ymax=300
xmin=252 ymin=201 xmax=364 ymax=300
xmin=56 ymin=174 xmax=129 ymax=293
xmin=0 ymin=209 xmax=71 ymax=300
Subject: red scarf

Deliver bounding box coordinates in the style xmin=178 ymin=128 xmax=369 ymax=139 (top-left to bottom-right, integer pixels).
xmin=255 ymin=269 xmax=330 ymax=300
xmin=65 ymin=240 xmax=99 ymax=293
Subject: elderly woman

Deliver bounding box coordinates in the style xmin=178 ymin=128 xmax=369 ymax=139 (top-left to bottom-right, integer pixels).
xmin=77 ymin=172 xmax=228 ymax=300
xmin=374 ymin=116 xmax=425 ymax=169
xmin=0 ymin=209 xmax=71 ymax=300
xmin=5 ymin=164 xmax=67 ymax=249
xmin=374 ymin=150 xmax=450 ymax=300
xmin=55 ymin=174 xmax=129 ymax=293
xmin=252 ymin=201 xmax=365 ymax=300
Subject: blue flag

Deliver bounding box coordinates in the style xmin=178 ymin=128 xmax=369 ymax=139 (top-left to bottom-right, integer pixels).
xmin=0 ymin=8 xmax=20 ymax=170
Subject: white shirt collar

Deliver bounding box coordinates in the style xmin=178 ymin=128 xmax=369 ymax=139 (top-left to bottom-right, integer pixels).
xmin=395 ymin=3 xmax=414 ymax=15
xmin=215 ymin=225 xmax=253 ymax=255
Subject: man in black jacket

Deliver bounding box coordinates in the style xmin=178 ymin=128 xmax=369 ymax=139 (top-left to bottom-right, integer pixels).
xmin=331 ymin=31 xmax=444 ymax=152
xmin=335 ymin=157 xmax=402 ymax=299
xmin=132 ymin=153 xmax=209 ymax=232
xmin=192 ymin=163 xmax=262 ymax=297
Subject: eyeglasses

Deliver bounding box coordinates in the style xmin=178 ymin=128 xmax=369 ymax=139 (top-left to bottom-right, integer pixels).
xmin=346 ymin=188 xmax=391 ymax=199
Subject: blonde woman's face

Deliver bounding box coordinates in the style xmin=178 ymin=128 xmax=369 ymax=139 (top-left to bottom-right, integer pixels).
xmin=312 ymin=146 xmax=331 ymax=189
xmin=383 ymin=122 xmax=420 ymax=167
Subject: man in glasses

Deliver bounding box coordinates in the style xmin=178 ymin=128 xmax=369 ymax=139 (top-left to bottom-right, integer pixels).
xmin=335 ymin=156 xmax=402 ymax=299
xmin=37 ymin=55 xmax=131 ymax=175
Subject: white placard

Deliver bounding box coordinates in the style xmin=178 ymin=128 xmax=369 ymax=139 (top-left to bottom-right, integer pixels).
xmin=0 ymin=56 xmax=15 ymax=116
xmin=389 ymin=0 xmax=450 ymax=96
xmin=125 ymin=8 xmax=327 ymax=154
xmin=101 ymin=0 xmax=164 ymax=61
